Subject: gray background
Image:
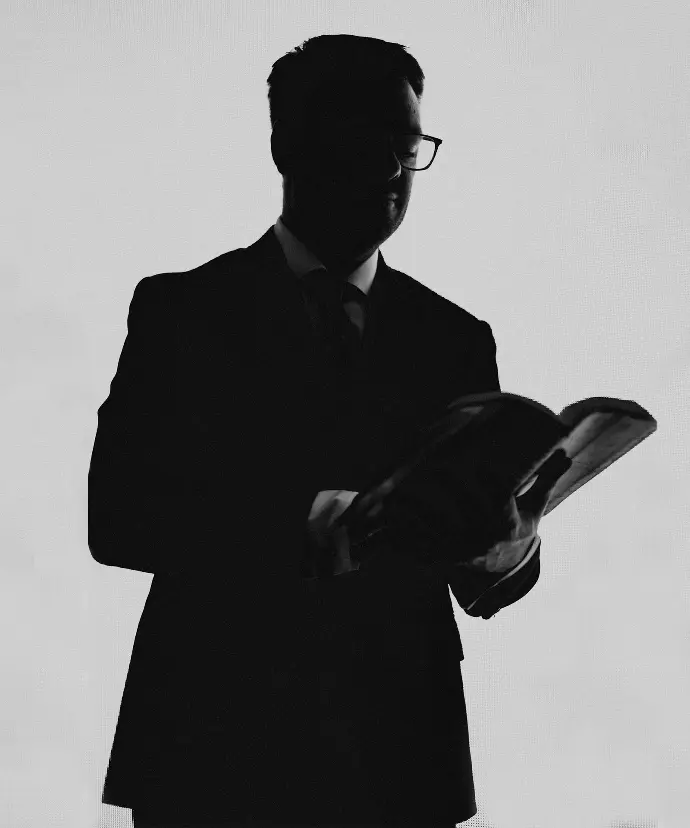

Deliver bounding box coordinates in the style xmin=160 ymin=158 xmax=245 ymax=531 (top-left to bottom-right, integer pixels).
xmin=2 ymin=2 xmax=687 ymax=827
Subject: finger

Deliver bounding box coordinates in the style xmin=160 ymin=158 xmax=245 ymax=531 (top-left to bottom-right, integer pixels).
xmin=541 ymin=449 xmax=571 ymax=479
xmin=518 ymin=451 xmax=572 ymax=517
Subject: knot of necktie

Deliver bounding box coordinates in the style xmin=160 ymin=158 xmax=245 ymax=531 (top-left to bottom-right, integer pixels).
xmin=301 ymin=268 xmax=365 ymax=308
xmin=301 ymin=268 xmax=366 ymax=334
xmin=300 ymin=268 xmax=366 ymax=380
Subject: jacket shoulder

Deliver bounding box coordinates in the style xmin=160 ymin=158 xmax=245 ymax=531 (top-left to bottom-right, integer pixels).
xmin=139 ymin=246 xmax=247 ymax=294
xmin=385 ymin=263 xmax=490 ymax=333
xmin=128 ymin=248 xmax=250 ymax=329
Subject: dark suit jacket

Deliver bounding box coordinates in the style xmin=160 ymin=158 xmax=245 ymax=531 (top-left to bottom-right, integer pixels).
xmin=89 ymin=225 xmax=541 ymax=825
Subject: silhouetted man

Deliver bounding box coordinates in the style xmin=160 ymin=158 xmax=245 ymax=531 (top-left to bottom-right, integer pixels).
xmin=89 ymin=34 xmax=569 ymax=828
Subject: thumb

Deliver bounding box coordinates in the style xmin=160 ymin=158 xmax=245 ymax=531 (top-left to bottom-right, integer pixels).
xmin=518 ymin=450 xmax=572 ymax=517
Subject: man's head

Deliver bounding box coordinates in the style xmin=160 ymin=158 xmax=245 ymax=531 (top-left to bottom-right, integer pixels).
xmin=267 ymin=35 xmax=431 ymax=273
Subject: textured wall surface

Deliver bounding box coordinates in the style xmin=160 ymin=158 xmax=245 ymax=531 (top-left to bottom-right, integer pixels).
xmin=2 ymin=2 xmax=687 ymax=827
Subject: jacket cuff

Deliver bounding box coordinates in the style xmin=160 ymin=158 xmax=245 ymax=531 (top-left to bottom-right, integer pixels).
xmin=463 ymin=533 xmax=541 ymax=615
xmin=308 ymin=490 xmax=359 ymax=522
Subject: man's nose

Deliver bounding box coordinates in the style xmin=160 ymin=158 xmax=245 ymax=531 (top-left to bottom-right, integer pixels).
xmin=355 ymin=141 xmax=403 ymax=184
xmin=367 ymin=137 xmax=404 ymax=175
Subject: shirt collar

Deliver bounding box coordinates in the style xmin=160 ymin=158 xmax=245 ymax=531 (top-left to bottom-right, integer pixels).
xmin=273 ymin=215 xmax=379 ymax=296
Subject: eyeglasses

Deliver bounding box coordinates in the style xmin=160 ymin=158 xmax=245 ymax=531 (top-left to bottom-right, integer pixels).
xmin=390 ymin=132 xmax=443 ymax=171
xmin=275 ymin=119 xmax=443 ymax=172
xmin=322 ymin=129 xmax=442 ymax=171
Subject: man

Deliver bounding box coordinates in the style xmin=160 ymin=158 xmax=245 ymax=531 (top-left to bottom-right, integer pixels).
xmin=89 ymin=35 xmax=570 ymax=828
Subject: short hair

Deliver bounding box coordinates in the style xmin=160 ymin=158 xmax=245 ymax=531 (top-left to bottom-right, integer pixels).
xmin=266 ymin=34 xmax=425 ymax=137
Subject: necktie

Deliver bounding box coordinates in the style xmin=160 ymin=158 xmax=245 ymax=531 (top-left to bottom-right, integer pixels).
xmin=301 ymin=268 xmax=367 ymax=384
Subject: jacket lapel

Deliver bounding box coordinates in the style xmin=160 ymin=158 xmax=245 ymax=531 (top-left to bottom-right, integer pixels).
xmin=239 ymin=225 xmax=410 ymax=377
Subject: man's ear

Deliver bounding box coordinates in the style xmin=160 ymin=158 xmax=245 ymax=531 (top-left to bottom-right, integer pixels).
xmin=270 ymin=128 xmax=287 ymax=174
xmin=271 ymin=122 xmax=298 ymax=175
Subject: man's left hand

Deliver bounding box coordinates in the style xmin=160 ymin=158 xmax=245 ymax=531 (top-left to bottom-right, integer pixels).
xmin=365 ymin=448 xmax=572 ymax=573
xmin=454 ymin=448 xmax=573 ymax=572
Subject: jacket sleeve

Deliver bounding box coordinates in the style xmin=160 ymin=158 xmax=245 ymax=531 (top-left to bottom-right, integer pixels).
xmin=444 ymin=319 xmax=542 ymax=618
xmin=88 ymin=275 xmax=339 ymax=580
xmin=88 ymin=275 xmax=191 ymax=575
xmin=445 ymin=534 xmax=541 ymax=619
xmin=87 ymin=276 xmax=285 ymax=577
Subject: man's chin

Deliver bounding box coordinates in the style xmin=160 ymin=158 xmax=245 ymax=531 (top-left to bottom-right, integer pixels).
xmin=295 ymin=204 xmax=400 ymax=255
xmin=337 ymin=207 xmax=398 ymax=235
xmin=323 ymin=226 xmax=390 ymax=256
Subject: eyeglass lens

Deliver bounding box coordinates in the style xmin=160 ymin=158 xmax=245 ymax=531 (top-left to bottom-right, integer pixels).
xmin=322 ymin=129 xmax=436 ymax=170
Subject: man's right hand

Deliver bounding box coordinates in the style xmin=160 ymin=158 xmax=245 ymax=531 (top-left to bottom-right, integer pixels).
xmin=301 ymin=490 xmax=361 ymax=579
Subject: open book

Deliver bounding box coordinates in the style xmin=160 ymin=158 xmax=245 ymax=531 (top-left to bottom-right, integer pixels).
xmin=338 ymin=392 xmax=657 ymax=560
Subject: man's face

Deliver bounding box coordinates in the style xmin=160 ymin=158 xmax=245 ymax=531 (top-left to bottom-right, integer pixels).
xmin=275 ymin=76 xmax=423 ymax=267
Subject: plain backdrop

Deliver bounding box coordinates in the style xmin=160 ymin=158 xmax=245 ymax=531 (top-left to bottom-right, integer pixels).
xmin=2 ymin=2 xmax=688 ymax=827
